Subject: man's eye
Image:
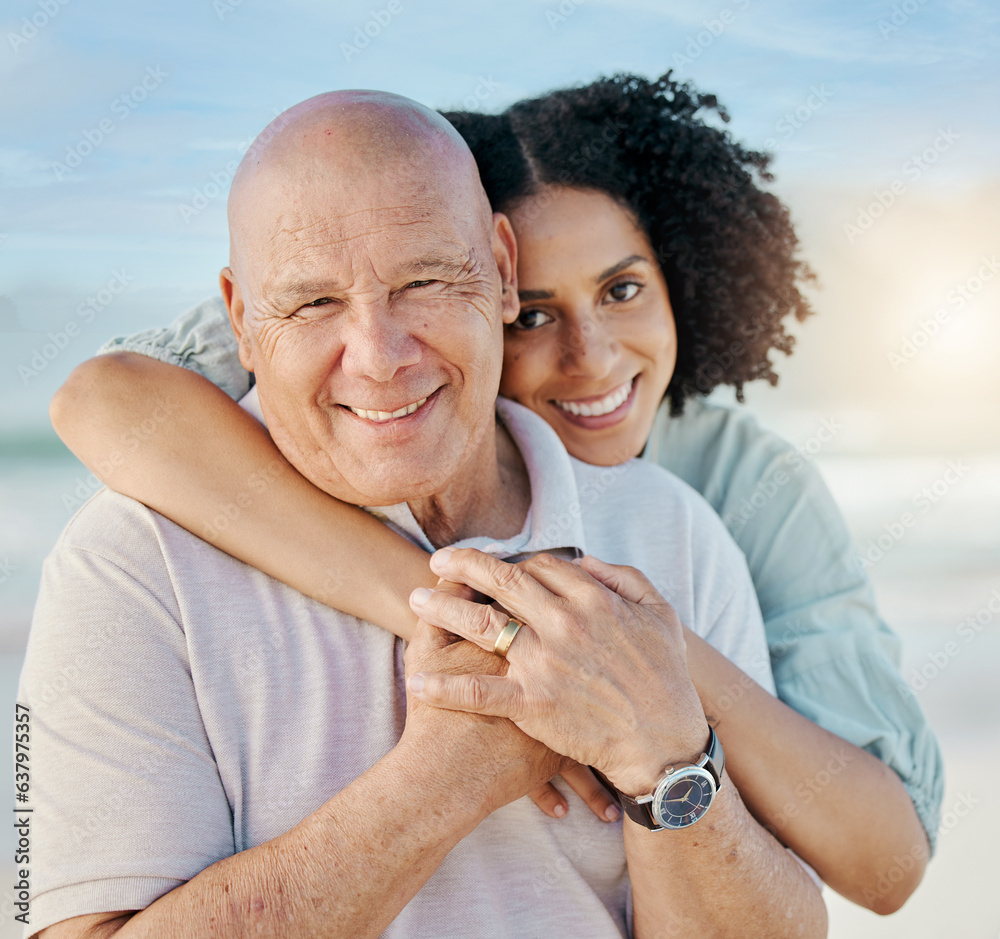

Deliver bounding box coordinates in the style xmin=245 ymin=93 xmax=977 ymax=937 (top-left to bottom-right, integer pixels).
xmin=607 ymin=281 xmax=640 ymax=302
xmin=511 ymin=308 xmax=554 ymax=331
xmin=303 ymin=297 xmax=335 ymax=308
xmin=406 ymin=280 xmax=433 ymax=289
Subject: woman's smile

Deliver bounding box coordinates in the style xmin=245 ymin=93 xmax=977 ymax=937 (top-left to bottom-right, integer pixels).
xmin=500 ymin=186 xmax=677 ymax=466
xmin=550 ymin=375 xmax=638 ymax=428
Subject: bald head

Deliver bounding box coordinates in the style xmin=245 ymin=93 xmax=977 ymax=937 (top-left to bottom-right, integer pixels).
xmin=216 ymin=89 xmax=520 ymax=515
xmin=227 ymin=90 xmax=490 ymax=279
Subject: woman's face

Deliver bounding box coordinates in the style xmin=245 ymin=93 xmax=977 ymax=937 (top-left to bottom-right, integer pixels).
xmin=500 ymin=186 xmax=677 ymax=466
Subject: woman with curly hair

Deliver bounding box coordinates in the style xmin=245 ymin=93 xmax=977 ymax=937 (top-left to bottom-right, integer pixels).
xmin=52 ymin=72 xmax=940 ymax=913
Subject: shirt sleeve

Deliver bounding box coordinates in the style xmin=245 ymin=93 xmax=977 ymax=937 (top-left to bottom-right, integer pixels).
xmin=96 ymin=295 xmax=253 ymax=401
xmin=694 ymin=549 xmax=777 ymax=698
xmin=16 ymin=495 xmax=237 ymax=935
xmin=682 ymin=517 xmax=830 ymax=884
xmin=646 ymin=399 xmax=945 ymax=852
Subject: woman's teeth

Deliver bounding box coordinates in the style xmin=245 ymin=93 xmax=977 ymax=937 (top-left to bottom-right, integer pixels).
xmin=348 ymin=396 xmax=428 ymax=423
xmin=554 ymin=380 xmax=632 ymax=417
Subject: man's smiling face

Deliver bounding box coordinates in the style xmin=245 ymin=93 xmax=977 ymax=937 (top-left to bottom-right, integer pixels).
xmin=222 ymin=94 xmax=517 ymax=509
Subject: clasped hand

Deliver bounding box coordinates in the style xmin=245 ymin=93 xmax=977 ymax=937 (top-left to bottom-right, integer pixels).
xmin=408 ymin=548 xmax=711 ymax=798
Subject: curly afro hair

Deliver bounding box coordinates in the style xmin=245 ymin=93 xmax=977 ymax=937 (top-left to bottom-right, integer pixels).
xmin=440 ymin=71 xmax=814 ymax=414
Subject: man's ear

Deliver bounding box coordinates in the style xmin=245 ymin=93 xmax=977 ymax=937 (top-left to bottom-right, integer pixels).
xmin=219 ymin=267 xmax=255 ymax=373
xmin=492 ymin=212 xmax=519 ymax=326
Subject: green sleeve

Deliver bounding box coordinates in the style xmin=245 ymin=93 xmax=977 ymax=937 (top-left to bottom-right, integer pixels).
xmin=96 ymin=295 xmax=252 ymax=401
xmin=644 ymin=397 xmax=944 ymax=851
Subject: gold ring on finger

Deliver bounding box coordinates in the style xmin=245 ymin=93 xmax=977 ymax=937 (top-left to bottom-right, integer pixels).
xmin=492 ymin=619 xmax=523 ymax=659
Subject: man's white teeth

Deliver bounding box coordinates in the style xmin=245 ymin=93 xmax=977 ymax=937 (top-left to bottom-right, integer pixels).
xmin=348 ymin=396 xmax=428 ymax=423
xmin=554 ymin=380 xmax=632 ymax=418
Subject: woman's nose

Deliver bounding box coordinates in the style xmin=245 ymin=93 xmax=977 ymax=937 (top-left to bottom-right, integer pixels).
xmin=558 ymin=312 xmax=617 ymax=380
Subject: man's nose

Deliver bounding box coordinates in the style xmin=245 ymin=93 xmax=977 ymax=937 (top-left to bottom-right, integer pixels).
xmin=339 ymin=303 xmax=422 ymax=382
xmin=558 ymin=311 xmax=617 ymax=380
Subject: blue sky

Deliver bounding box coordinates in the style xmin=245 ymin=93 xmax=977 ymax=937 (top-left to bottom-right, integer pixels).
xmin=2 ymin=0 xmax=998 ymax=449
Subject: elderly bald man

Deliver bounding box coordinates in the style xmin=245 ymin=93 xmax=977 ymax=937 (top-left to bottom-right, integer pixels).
xmin=21 ymin=92 xmax=825 ymax=938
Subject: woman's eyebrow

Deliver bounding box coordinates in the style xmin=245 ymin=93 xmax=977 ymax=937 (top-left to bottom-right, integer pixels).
xmin=595 ymin=254 xmax=647 ymax=283
xmin=518 ymin=288 xmax=555 ymax=302
xmin=517 ymin=254 xmax=650 ymax=302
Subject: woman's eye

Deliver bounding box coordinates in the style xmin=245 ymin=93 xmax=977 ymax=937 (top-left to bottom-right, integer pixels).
xmin=511 ymin=308 xmax=554 ymax=331
xmin=607 ymin=281 xmax=641 ymax=302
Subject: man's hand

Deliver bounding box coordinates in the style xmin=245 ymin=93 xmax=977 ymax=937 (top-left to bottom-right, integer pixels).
xmin=402 ymin=594 xmax=572 ymax=816
xmin=407 ymin=549 xmax=711 ymax=797
xmin=406 ymin=579 xmax=621 ymax=823
xmin=407 ymin=552 xmax=828 ymax=939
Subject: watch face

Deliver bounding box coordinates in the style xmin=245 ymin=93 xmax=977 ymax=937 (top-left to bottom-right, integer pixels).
xmin=651 ymin=767 xmax=716 ymax=829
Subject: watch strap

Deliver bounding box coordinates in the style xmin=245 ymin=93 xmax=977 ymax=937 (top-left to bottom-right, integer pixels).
xmin=702 ymin=725 xmax=725 ymax=788
xmin=617 ymin=788 xmax=658 ymax=829
xmin=596 ymin=727 xmax=724 ymax=831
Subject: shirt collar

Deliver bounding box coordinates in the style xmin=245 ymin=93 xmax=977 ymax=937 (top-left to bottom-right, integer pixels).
xmin=238 ymin=387 xmax=586 ymax=558
xmin=371 ymin=397 xmax=586 ymax=559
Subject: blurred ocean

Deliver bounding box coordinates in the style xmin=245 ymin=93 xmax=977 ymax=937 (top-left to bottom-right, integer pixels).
xmin=0 ymin=437 xmax=998 ymax=937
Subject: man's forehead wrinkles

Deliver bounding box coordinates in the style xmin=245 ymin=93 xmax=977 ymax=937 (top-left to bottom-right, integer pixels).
xmin=257 ymin=214 xmax=447 ymax=258
xmin=255 ymin=211 xmax=478 ymax=264
xmin=322 ymin=201 xmax=438 ymax=222
xmin=273 ymin=201 xmax=440 ymax=232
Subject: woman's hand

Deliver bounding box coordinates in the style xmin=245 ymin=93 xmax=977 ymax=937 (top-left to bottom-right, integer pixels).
xmin=529 ymin=764 xmax=620 ymax=822
xmin=408 ymin=548 xmax=711 ymax=797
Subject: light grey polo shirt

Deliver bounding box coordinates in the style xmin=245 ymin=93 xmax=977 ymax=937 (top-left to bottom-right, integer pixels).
xmin=19 ymin=396 xmax=774 ymax=938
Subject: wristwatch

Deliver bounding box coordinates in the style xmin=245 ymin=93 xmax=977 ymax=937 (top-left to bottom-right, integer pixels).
xmin=616 ymin=727 xmax=725 ymax=831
